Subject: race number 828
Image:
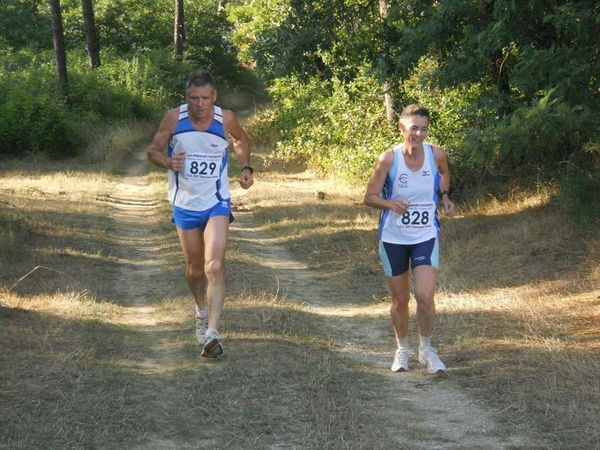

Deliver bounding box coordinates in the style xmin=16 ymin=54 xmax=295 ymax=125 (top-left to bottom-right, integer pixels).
xmin=400 ymin=210 xmax=429 ymax=225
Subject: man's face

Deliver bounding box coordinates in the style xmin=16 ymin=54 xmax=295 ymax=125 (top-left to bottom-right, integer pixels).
xmin=186 ymin=84 xmax=217 ymax=119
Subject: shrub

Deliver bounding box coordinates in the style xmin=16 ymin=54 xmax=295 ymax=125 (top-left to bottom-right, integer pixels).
xmin=0 ymin=66 xmax=83 ymax=159
xmin=250 ymin=71 xmax=397 ymax=181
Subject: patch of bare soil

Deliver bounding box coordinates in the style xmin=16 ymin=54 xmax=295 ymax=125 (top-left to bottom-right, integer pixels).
xmin=231 ymin=210 xmax=547 ymax=450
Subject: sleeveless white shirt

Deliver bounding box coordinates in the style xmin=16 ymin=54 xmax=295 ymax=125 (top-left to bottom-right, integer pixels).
xmin=379 ymin=144 xmax=441 ymax=244
xmin=166 ymin=105 xmax=230 ymax=212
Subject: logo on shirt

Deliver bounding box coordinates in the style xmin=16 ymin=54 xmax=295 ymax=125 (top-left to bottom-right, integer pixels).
xmin=398 ymin=173 xmax=408 ymax=188
xmin=421 ymin=170 xmax=430 ymax=177
xmin=211 ymin=143 xmax=220 ymax=148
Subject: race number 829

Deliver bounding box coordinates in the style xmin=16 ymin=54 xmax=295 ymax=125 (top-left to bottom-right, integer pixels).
xmin=184 ymin=153 xmax=220 ymax=180
xmin=189 ymin=160 xmax=216 ymax=176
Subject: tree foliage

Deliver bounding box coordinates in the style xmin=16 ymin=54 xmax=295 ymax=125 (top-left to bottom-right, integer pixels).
xmin=230 ymin=0 xmax=599 ymax=196
xmin=0 ymin=0 xmax=256 ymax=159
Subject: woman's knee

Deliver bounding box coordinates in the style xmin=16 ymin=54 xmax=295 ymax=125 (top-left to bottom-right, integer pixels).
xmin=415 ymin=294 xmax=435 ymax=315
xmin=185 ymin=261 xmax=205 ymax=281
xmin=391 ymin=293 xmax=410 ymax=311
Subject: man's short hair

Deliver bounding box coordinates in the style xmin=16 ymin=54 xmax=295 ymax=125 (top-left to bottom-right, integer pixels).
xmin=186 ymin=72 xmax=215 ymax=90
xmin=399 ymin=104 xmax=430 ymax=121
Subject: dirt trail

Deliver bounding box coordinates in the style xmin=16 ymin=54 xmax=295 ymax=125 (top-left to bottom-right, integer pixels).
xmin=104 ymin=149 xmax=542 ymax=449
xmin=104 ymin=150 xmax=197 ymax=449
xmin=232 ymin=207 xmax=542 ymax=449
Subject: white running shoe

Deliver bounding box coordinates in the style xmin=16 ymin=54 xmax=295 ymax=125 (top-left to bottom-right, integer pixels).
xmin=418 ymin=347 xmax=446 ymax=374
xmin=391 ymin=348 xmax=410 ymax=372
xmin=201 ymin=329 xmax=224 ymax=358
xmin=195 ymin=316 xmax=208 ymax=345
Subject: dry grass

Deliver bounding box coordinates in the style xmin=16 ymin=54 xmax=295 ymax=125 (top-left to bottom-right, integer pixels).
xmin=231 ymin=147 xmax=600 ymax=449
xmin=0 ymin=135 xmax=403 ymax=449
xmin=1 ymin=128 xmax=597 ymax=448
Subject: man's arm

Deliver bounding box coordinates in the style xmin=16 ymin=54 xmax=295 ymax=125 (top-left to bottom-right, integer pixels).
xmin=434 ymin=146 xmax=456 ymax=217
xmin=223 ymin=109 xmax=253 ymax=189
xmin=147 ymin=109 xmax=184 ymax=171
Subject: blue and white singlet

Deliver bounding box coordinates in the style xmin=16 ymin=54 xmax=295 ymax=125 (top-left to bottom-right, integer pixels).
xmin=166 ymin=104 xmax=230 ymax=212
xmin=379 ymin=144 xmax=441 ymax=245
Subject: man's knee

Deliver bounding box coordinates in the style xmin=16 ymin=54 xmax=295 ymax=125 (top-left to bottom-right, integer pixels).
xmin=185 ymin=261 xmax=205 ymax=281
xmin=204 ymin=258 xmax=225 ymax=280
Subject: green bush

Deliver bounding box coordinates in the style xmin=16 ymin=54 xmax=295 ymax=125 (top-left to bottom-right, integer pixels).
xmin=0 ymin=48 xmax=197 ymax=159
xmin=251 ymin=71 xmax=397 ymax=181
xmin=0 ymin=66 xmax=83 ymax=159
xmin=558 ymin=141 xmax=600 ymax=225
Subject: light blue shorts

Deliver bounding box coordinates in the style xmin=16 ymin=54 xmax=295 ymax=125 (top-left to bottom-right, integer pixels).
xmin=172 ymin=200 xmax=234 ymax=231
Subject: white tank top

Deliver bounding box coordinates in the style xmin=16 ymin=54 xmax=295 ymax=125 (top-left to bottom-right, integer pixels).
xmin=166 ymin=105 xmax=230 ymax=212
xmin=379 ymin=144 xmax=441 ymax=244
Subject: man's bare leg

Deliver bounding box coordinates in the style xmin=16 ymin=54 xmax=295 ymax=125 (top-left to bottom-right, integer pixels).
xmin=203 ymin=215 xmax=229 ymax=331
xmin=176 ymin=227 xmax=207 ymax=312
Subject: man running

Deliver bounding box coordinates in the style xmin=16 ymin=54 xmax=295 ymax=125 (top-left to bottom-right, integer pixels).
xmin=147 ymin=72 xmax=254 ymax=358
xmin=364 ymin=104 xmax=455 ymax=374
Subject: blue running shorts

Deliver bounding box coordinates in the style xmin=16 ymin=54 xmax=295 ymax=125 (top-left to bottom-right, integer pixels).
xmin=172 ymin=200 xmax=234 ymax=231
xmin=379 ymin=238 xmax=439 ymax=277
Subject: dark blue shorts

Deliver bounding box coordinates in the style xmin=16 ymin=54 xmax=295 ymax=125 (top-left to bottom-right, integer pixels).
xmin=379 ymin=238 xmax=439 ymax=277
xmin=172 ymin=200 xmax=234 ymax=231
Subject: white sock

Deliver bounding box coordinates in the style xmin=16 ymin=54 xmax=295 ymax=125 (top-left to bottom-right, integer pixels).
xmin=396 ymin=336 xmax=409 ymax=350
xmin=419 ymin=335 xmax=432 ymax=351
xmin=196 ymin=305 xmax=208 ymax=319
xmin=206 ymin=327 xmax=218 ymax=337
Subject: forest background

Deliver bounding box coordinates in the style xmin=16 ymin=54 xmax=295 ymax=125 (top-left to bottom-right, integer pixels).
xmin=1 ymin=0 xmax=598 ymax=218
xmin=0 ymin=1 xmax=599 ymax=448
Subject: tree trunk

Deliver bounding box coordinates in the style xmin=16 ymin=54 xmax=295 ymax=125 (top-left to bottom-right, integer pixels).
xmin=174 ymin=0 xmax=185 ymax=60
xmin=81 ymin=0 xmax=101 ymax=69
xmin=379 ymin=0 xmax=394 ymax=124
xmin=49 ymin=0 xmax=68 ymax=97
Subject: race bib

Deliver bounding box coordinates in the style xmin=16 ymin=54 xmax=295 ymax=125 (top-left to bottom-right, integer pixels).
xmin=184 ymin=153 xmax=221 ymax=181
xmin=395 ymin=202 xmax=435 ymax=230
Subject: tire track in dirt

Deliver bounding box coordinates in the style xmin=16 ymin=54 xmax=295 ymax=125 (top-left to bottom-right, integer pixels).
xmin=104 ymin=150 xmax=199 ymax=449
xmin=230 ymin=208 xmax=545 ymax=450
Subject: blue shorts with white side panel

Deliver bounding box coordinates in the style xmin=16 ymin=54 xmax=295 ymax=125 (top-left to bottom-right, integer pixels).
xmin=379 ymin=238 xmax=439 ymax=277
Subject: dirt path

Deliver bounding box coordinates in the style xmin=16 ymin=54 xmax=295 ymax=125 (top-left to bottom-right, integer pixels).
xmin=231 ymin=205 xmax=542 ymax=449
xmin=104 ymin=150 xmax=204 ymax=449
xmin=103 ymin=150 xmax=542 ymax=449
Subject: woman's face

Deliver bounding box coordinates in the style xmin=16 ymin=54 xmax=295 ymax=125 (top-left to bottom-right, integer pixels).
xmin=399 ymin=115 xmax=429 ymax=148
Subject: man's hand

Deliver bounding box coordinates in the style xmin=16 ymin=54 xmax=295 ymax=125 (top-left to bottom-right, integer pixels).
xmin=170 ymin=152 xmax=186 ymax=172
xmin=239 ymin=168 xmax=254 ymax=189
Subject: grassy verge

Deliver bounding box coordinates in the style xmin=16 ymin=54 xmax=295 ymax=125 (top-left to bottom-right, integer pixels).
xmin=235 ymin=147 xmax=600 ymax=449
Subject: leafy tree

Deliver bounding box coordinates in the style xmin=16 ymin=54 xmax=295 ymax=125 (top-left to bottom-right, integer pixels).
xmin=0 ymin=0 xmax=52 ymax=50
xmin=228 ymin=0 xmax=383 ymax=82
